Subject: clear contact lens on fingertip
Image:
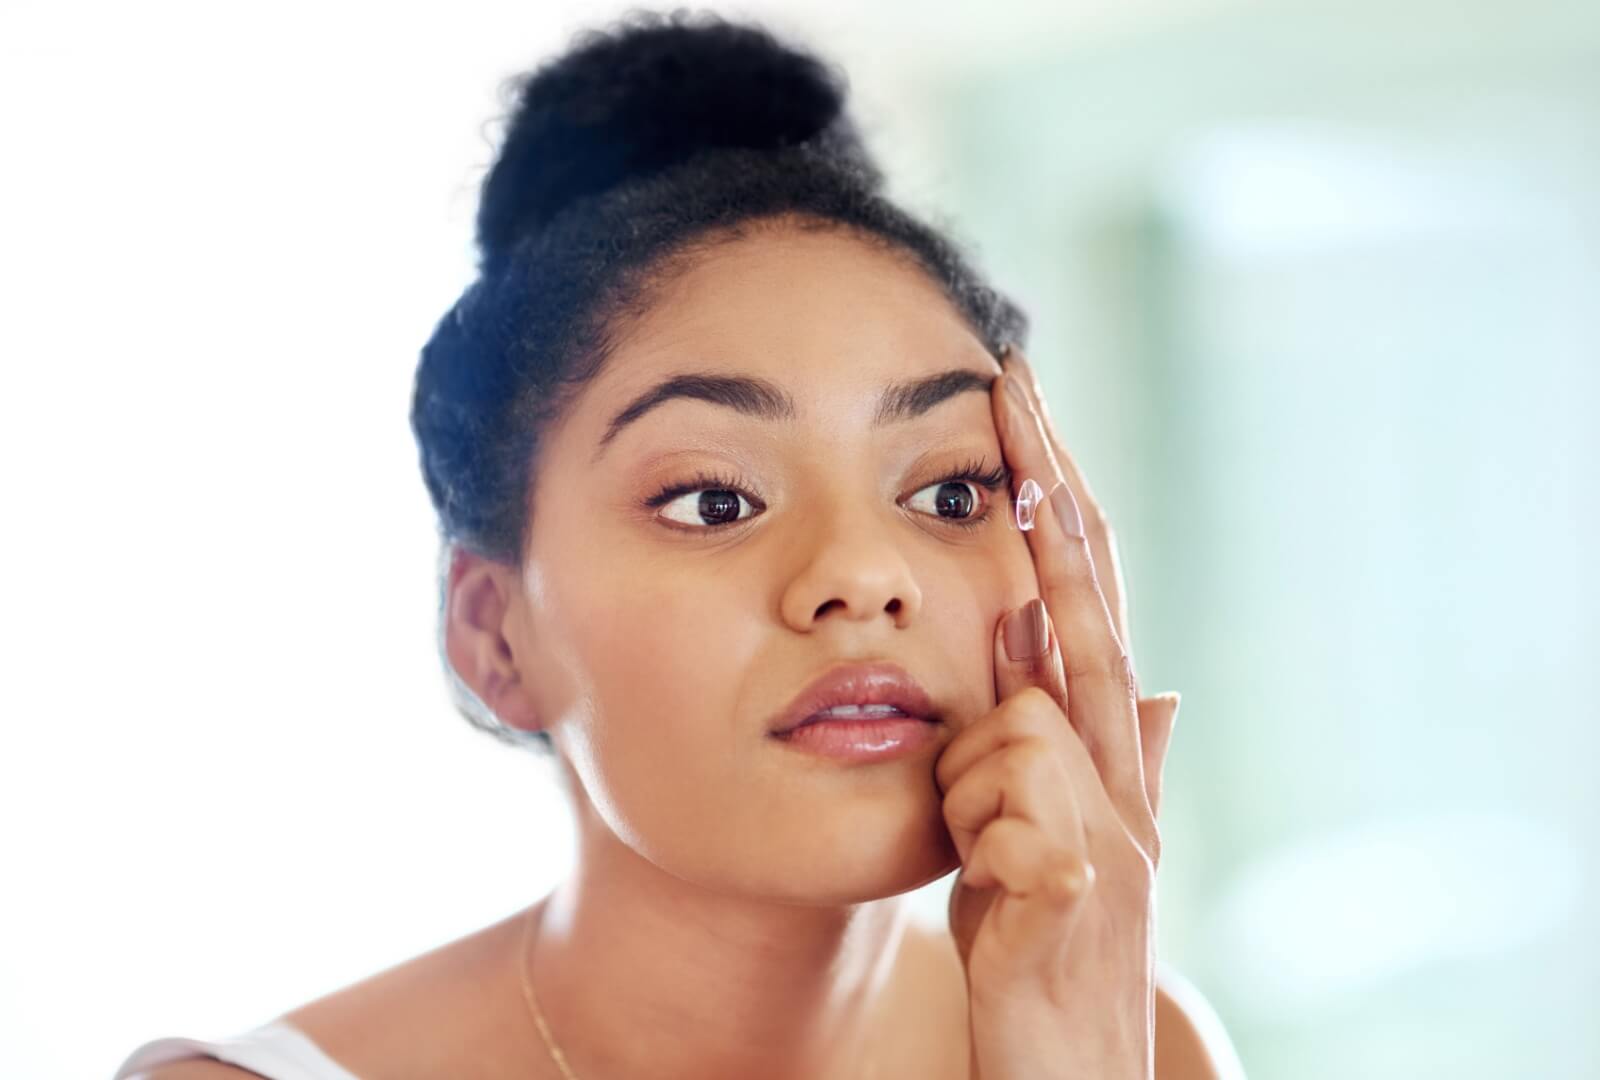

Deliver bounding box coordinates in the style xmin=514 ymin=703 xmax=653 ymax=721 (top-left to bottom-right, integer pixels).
xmin=1012 ymin=477 xmax=1043 ymax=532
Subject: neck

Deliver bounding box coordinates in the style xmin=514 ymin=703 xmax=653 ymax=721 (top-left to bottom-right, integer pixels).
xmin=525 ymin=802 xmax=912 ymax=1080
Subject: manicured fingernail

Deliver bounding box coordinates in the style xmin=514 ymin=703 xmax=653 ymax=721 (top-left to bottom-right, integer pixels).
xmin=1050 ymin=481 xmax=1085 ymax=539
xmin=1004 ymin=598 xmax=1050 ymax=661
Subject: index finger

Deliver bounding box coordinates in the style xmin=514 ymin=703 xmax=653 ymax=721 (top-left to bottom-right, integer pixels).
xmin=1000 ymin=344 xmax=1135 ymax=672
xmin=992 ymin=368 xmax=1155 ymax=846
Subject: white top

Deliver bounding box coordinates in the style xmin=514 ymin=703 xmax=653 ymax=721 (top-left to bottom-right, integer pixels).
xmin=113 ymin=1021 xmax=358 ymax=1080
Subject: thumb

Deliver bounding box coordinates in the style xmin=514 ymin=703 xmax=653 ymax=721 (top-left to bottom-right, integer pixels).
xmin=994 ymin=598 xmax=1068 ymax=716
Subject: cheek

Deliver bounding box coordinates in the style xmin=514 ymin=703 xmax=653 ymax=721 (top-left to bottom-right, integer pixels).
xmin=987 ymin=524 xmax=1042 ymax=617
xmin=552 ymin=567 xmax=788 ymax=883
xmin=554 ymin=556 xmax=756 ymax=776
xmin=588 ymin=578 xmax=753 ymax=739
xmin=920 ymin=532 xmax=1038 ymax=711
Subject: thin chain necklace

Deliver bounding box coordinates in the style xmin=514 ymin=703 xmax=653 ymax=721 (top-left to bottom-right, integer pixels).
xmin=514 ymin=899 xmax=888 ymax=1080
xmin=517 ymin=901 xmax=581 ymax=1080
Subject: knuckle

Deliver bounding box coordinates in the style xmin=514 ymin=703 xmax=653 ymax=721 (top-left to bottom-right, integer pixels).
xmin=941 ymin=776 xmax=985 ymax=826
xmin=1113 ymin=650 xmax=1136 ymax=693
xmin=1064 ymin=646 xmax=1135 ymax=692
xmin=999 ymin=740 xmax=1051 ymax=787
xmin=1046 ymin=856 xmax=1095 ymax=903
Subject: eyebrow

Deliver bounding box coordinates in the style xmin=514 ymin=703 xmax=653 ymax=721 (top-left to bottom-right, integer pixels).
xmin=593 ymin=366 xmax=999 ymax=462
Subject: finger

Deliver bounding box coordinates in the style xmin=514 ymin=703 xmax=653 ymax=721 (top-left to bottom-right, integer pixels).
xmin=934 ymin=608 xmax=1120 ymax=851
xmin=960 ymin=817 xmax=1096 ymax=972
xmin=962 ymin=816 xmax=1095 ymax=904
xmin=991 ymin=598 xmax=1128 ymax=835
xmin=1001 ymin=343 xmax=1134 ymax=669
xmin=940 ymin=728 xmax=1089 ymax=869
xmin=934 ymin=608 xmax=1113 ymax=819
xmin=995 ymin=369 xmax=1154 ymax=849
xmin=1138 ymin=692 xmax=1180 ymax=826
xmin=997 ymin=598 xmax=1065 ymax=715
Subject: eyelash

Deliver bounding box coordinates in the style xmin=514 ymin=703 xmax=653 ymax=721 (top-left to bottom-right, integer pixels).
xmin=642 ymin=456 xmax=1013 ymax=535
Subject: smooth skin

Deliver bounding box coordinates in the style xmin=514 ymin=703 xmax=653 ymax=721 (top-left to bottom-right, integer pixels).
xmin=133 ymin=218 xmax=1240 ymax=1079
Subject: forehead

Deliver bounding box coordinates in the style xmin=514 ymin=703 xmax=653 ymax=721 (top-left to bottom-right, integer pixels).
xmin=593 ymin=224 xmax=991 ymax=411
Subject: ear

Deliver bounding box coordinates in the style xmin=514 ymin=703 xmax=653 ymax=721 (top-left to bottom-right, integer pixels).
xmin=443 ymin=545 xmax=542 ymax=734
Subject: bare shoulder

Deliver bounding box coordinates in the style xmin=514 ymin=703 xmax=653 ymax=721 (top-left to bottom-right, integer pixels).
xmin=1155 ymin=961 xmax=1248 ymax=1080
xmin=280 ymin=904 xmax=537 ymax=1076
xmin=122 ymin=1064 xmax=264 ymax=1080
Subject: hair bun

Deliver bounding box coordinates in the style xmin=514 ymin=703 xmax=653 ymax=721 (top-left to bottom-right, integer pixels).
xmin=475 ymin=8 xmax=868 ymax=274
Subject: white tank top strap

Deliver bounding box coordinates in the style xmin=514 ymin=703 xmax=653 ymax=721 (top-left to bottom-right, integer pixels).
xmin=112 ymin=1020 xmax=359 ymax=1080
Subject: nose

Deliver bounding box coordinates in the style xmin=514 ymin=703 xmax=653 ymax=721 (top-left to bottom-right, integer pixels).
xmin=777 ymin=498 xmax=924 ymax=632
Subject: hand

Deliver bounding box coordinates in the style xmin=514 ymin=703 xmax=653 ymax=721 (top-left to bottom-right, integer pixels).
xmin=1000 ymin=346 xmax=1181 ymax=810
xmin=934 ymin=344 xmax=1180 ymax=1079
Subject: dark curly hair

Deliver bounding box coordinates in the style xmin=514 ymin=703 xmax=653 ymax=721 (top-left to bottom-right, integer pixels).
xmin=410 ymin=7 xmax=1032 ymax=753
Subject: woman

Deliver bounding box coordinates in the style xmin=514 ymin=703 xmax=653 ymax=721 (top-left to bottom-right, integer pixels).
xmin=118 ymin=9 xmax=1241 ymax=1078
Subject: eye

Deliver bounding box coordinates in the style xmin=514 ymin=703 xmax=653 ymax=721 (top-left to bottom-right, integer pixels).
xmin=903 ymin=457 xmax=1010 ymax=531
xmin=645 ymin=469 xmax=764 ymax=531
xmin=905 ymin=478 xmax=984 ymax=522
xmin=641 ymin=457 xmax=1011 ymax=535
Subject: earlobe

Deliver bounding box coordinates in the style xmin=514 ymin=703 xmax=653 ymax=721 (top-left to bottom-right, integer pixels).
xmin=443 ymin=548 xmax=544 ymax=735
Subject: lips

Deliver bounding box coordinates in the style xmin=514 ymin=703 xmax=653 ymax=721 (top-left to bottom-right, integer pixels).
xmin=768 ymin=660 xmax=940 ymax=736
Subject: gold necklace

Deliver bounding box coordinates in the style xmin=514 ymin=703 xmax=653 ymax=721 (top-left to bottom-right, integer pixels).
xmin=518 ymin=901 xmax=581 ymax=1080
xmin=515 ymin=900 xmax=888 ymax=1080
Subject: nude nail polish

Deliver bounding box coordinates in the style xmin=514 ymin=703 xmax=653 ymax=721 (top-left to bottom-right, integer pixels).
xmin=1004 ymin=599 xmax=1049 ymax=661
xmin=1050 ymin=481 xmax=1085 ymax=539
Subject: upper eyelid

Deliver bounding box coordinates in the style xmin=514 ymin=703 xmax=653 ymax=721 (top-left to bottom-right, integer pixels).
xmin=654 ymin=465 xmax=1001 ymax=504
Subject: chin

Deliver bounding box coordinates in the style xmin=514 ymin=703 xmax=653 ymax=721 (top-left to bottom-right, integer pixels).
xmin=760 ymin=802 xmax=959 ymax=905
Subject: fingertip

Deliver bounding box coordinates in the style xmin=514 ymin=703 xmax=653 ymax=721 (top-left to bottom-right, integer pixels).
xmin=1002 ymin=599 xmax=1050 ymax=664
xmin=1139 ymin=695 xmax=1179 ymax=742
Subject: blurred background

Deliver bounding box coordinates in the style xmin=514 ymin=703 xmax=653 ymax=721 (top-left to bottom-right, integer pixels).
xmin=3 ymin=0 xmax=1595 ymax=1076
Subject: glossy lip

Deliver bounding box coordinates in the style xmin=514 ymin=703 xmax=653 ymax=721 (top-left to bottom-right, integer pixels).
xmin=773 ymin=714 xmax=942 ymax=763
xmin=766 ymin=660 xmax=941 ymax=735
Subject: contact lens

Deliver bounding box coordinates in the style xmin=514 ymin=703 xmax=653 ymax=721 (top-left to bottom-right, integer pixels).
xmin=1013 ymin=477 xmax=1043 ymax=532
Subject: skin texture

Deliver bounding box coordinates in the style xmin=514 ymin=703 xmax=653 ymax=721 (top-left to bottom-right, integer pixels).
xmin=133 ymin=218 xmax=1238 ymax=1079
xmin=453 ymin=218 xmax=1036 ymax=1079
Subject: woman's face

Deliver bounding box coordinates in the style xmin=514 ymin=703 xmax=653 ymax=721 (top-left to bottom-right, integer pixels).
xmin=505 ymin=222 xmax=1037 ymax=904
